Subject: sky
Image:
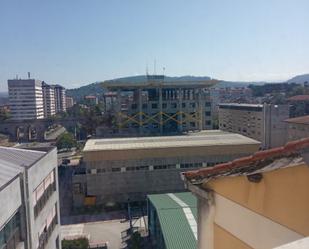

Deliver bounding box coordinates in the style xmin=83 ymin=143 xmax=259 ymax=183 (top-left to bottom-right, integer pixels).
xmin=0 ymin=0 xmax=309 ymax=91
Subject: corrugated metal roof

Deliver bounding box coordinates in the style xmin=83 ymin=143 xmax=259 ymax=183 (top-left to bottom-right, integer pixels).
xmin=0 ymin=146 xmax=46 ymax=189
xmin=148 ymin=192 xmax=197 ymax=249
xmin=84 ymin=130 xmax=260 ymax=151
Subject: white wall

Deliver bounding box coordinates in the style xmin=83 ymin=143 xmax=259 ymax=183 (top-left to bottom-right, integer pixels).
xmin=0 ymin=177 xmax=22 ymax=227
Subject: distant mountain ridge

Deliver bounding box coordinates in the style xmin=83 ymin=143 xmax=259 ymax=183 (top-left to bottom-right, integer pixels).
xmin=66 ymin=75 xmax=252 ymax=100
xmin=287 ymin=74 xmax=309 ymax=84
xmin=63 ymin=73 xmax=309 ymax=100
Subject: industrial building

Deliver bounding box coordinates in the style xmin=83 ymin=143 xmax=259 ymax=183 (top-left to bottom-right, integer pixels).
xmin=218 ymin=103 xmax=289 ymax=149
xmin=147 ymin=192 xmax=197 ymax=249
xmin=72 ymin=131 xmax=260 ymax=207
xmin=0 ymin=146 xmax=61 ymax=249
xmin=8 ymin=79 xmax=45 ymax=120
xmin=183 ymin=138 xmax=309 ymax=249
xmin=102 ymin=75 xmax=217 ymax=135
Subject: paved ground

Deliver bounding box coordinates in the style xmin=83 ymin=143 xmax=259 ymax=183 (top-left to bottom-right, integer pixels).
xmin=62 ymin=220 xmax=130 ymax=249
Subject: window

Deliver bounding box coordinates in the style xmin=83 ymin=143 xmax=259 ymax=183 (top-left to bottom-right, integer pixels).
xmin=205 ymin=111 xmax=211 ymax=116
xmin=182 ymin=103 xmax=186 ymax=108
xmin=112 ymin=167 xmax=121 ymax=172
xmin=131 ymin=104 xmax=137 ymax=109
xmin=162 ymin=103 xmax=167 ymax=109
xmin=33 ymin=170 xmax=56 ymax=218
xmin=205 ymin=102 xmax=211 ymax=107
xmin=142 ymin=103 xmax=147 ymax=109
xmin=190 ymin=103 xmax=196 ymax=108
xmin=97 ymin=168 xmax=106 ymax=174
xmin=152 ymin=103 xmax=158 ymax=109
xmin=190 ymin=122 xmax=196 ymax=127
xmin=171 ymin=103 xmax=177 ymax=108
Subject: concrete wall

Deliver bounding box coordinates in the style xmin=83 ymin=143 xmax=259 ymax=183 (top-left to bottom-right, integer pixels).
xmin=26 ymin=148 xmax=61 ymax=249
xmin=0 ymin=177 xmax=22 ymax=227
xmin=75 ymin=145 xmax=258 ymax=206
xmin=287 ymin=123 xmax=309 ymax=141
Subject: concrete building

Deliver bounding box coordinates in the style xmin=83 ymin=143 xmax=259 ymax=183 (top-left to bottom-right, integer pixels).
xmin=65 ymin=97 xmax=74 ymax=109
xmin=219 ymin=103 xmax=289 ymax=149
xmin=183 ymin=138 xmax=309 ymax=249
xmin=284 ymin=115 xmax=309 ymax=141
xmin=42 ymin=82 xmax=56 ymax=118
xmin=52 ymin=85 xmax=66 ymax=113
xmin=8 ymin=79 xmax=44 ymax=120
xmin=147 ymin=192 xmax=197 ymax=249
xmin=102 ymin=75 xmax=217 ymax=135
xmin=72 ymin=131 xmax=260 ymax=207
xmin=84 ymin=95 xmax=98 ymax=106
xmin=0 ymin=146 xmax=61 ymax=249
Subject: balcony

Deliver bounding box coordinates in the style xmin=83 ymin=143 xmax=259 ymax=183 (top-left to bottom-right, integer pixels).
xmin=37 ymin=216 xmax=57 ymax=249
xmin=34 ymin=183 xmax=56 ymax=218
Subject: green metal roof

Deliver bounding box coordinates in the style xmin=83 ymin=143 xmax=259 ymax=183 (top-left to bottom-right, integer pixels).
xmin=148 ymin=192 xmax=197 ymax=249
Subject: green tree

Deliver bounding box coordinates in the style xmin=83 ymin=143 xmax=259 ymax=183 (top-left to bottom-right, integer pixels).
xmin=62 ymin=238 xmax=89 ymax=249
xmin=56 ymin=133 xmax=77 ymax=150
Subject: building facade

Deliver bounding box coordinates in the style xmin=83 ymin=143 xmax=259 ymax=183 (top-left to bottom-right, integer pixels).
xmin=102 ymin=75 xmax=216 ymax=135
xmin=218 ymin=103 xmax=289 ymax=149
xmin=65 ymin=97 xmax=74 ymax=109
xmin=72 ymin=131 xmax=260 ymax=207
xmin=52 ymin=85 xmax=66 ymax=113
xmin=8 ymin=79 xmax=44 ymax=120
xmin=184 ymin=138 xmax=309 ymax=249
xmin=284 ymin=115 xmax=309 ymax=141
xmin=0 ymin=146 xmax=61 ymax=249
xmin=42 ymin=82 xmax=56 ymax=118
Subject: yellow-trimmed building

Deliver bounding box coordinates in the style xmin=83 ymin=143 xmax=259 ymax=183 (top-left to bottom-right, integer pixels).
xmin=183 ymin=138 xmax=309 ymax=249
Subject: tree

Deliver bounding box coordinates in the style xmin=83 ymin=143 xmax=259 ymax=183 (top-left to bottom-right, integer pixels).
xmin=56 ymin=133 xmax=77 ymax=150
xmin=62 ymin=238 xmax=89 ymax=249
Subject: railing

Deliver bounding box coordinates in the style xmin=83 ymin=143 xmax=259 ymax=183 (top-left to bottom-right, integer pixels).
xmin=34 ymin=182 xmax=56 ymax=218
xmin=37 ymin=216 xmax=58 ymax=249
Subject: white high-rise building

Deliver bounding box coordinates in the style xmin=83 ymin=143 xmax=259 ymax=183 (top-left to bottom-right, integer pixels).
xmin=52 ymin=85 xmax=66 ymax=113
xmin=8 ymin=79 xmax=44 ymax=120
xmin=42 ymin=82 xmax=56 ymax=118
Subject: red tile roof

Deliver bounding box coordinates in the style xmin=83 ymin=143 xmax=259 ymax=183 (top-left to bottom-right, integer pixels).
xmin=184 ymin=137 xmax=309 ymax=182
xmin=288 ymin=95 xmax=309 ymax=101
xmin=284 ymin=115 xmax=309 ymax=125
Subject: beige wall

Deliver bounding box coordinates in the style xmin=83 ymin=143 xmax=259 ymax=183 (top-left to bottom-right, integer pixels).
xmin=214 ymin=224 xmax=252 ymax=249
xmin=205 ymin=164 xmax=309 ymax=236
xmin=83 ymin=144 xmax=260 ymax=162
xmin=287 ymin=123 xmax=309 ymax=141
xmin=193 ymin=164 xmax=309 ymax=249
xmin=219 ymin=108 xmax=263 ymax=142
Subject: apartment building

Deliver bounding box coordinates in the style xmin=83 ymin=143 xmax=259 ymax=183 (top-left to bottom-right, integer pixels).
xmin=284 ymin=115 xmax=309 ymax=141
xmin=52 ymin=85 xmax=66 ymax=113
xmin=72 ymin=130 xmax=260 ymax=207
xmin=0 ymin=146 xmax=61 ymax=249
xmin=42 ymin=82 xmax=56 ymax=118
xmin=65 ymin=97 xmax=74 ymax=109
xmin=102 ymin=75 xmax=216 ymax=135
xmin=219 ymin=103 xmax=289 ymax=149
xmin=183 ymin=138 xmax=309 ymax=249
xmin=8 ymin=79 xmax=44 ymax=120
